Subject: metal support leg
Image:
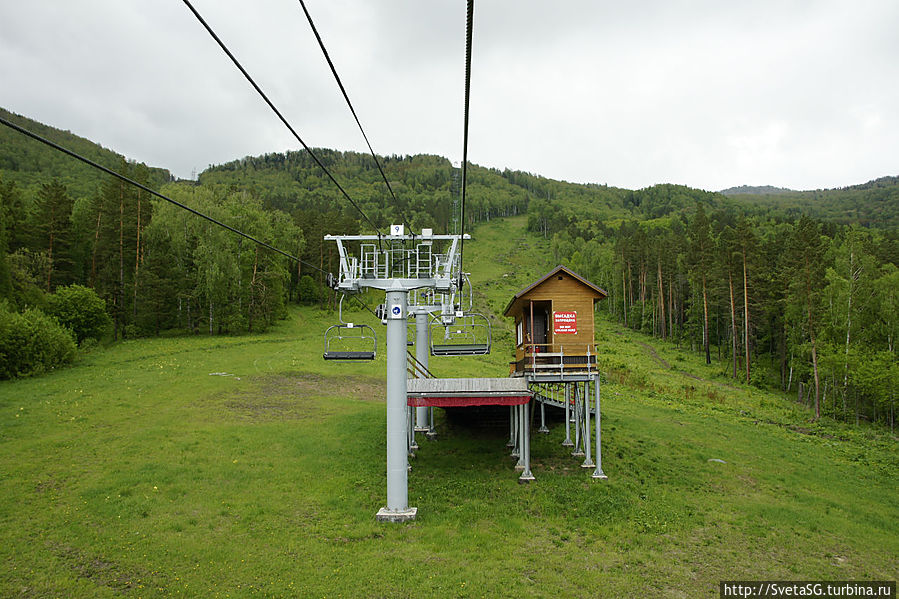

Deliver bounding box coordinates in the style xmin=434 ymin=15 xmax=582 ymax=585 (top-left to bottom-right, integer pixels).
xmin=408 ymin=406 xmax=418 ymax=453
xmin=581 ymin=381 xmax=595 ymax=468
xmin=572 ymin=384 xmax=585 ymax=457
xmin=376 ymin=288 xmax=416 ymax=522
xmin=507 ymin=405 xmax=516 ymax=447
xmin=414 ymin=311 xmax=429 ymax=432
xmin=519 ymin=401 xmax=534 ymax=483
xmin=562 ymin=383 xmax=573 ymax=447
xmin=538 ymin=399 xmax=549 ymax=433
xmin=514 ymin=404 xmax=524 ymax=468
xmin=426 ymin=406 xmax=437 ymax=439
xmin=592 ymin=376 xmax=608 ymax=480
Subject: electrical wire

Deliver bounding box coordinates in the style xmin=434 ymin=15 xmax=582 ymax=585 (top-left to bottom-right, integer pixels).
xmin=0 ymin=115 xmax=386 ymax=328
xmin=297 ymin=0 xmax=412 ymax=234
xmin=457 ymin=0 xmax=475 ymax=286
xmin=181 ymin=0 xmax=382 ymax=238
xmin=0 ymin=114 xmax=323 ymax=271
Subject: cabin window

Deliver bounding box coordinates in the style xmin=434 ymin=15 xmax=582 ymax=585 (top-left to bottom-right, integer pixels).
xmin=516 ymin=320 xmax=523 ymax=346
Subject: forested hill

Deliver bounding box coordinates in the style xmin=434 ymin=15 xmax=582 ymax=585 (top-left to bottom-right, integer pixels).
xmin=0 ymin=108 xmax=171 ymax=200
xmin=201 ymin=151 xmax=899 ymax=232
xmin=720 ymin=185 xmax=795 ymax=195
xmin=199 ymin=150 xmax=531 ymax=233
xmin=2 ymin=111 xmax=898 ymax=431
xmin=720 ymin=177 xmax=899 ymax=228
xmin=200 ymin=150 xmax=739 ymax=236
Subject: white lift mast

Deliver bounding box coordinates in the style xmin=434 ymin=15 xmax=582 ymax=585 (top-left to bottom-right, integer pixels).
xmin=324 ymin=227 xmax=469 ymax=522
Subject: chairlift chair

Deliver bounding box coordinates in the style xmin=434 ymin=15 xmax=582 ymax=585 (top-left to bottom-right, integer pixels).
xmin=429 ymin=311 xmax=491 ymax=356
xmin=323 ymin=295 xmax=377 ymax=360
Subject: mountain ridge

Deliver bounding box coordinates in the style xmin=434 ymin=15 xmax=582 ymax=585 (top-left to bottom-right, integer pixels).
xmin=2 ymin=107 xmax=897 ymax=229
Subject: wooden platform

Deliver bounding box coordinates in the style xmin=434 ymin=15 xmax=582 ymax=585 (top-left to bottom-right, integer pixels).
xmin=407 ymin=377 xmax=532 ymax=407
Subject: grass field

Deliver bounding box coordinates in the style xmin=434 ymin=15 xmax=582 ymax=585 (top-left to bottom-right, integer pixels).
xmin=1 ymin=217 xmax=896 ymax=597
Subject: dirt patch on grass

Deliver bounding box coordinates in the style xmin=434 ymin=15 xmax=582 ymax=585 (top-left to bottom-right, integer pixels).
xmin=218 ymin=372 xmax=385 ymax=422
xmin=275 ymin=371 xmax=385 ymax=401
xmin=49 ymin=542 xmax=162 ymax=595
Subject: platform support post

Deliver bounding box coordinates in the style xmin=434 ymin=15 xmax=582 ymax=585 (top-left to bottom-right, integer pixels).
xmin=581 ymin=380 xmax=594 ymax=468
xmin=408 ymin=405 xmax=418 ymax=453
xmin=592 ymin=376 xmax=608 ymax=480
xmin=414 ymin=311 xmax=429 ymax=432
xmin=507 ymin=405 xmax=516 ymax=447
xmin=513 ymin=403 xmax=523 ymax=466
xmin=377 ymin=288 xmax=417 ymax=522
xmin=562 ymin=383 xmax=573 ymax=446
xmin=427 ymin=406 xmax=436 ymax=439
xmin=538 ymin=399 xmax=549 ymax=433
xmin=572 ymin=383 xmax=585 ymax=457
xmin=519 ymin=401 xmax=534 ymax=482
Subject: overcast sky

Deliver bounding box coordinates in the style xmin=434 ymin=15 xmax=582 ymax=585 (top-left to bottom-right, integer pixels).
xmin=1 ymin=0 xmax=897 ymax=192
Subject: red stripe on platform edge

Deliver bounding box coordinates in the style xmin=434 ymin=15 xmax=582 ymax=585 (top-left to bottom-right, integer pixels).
xmin=407 ymin=395 xmax=531 ymax=407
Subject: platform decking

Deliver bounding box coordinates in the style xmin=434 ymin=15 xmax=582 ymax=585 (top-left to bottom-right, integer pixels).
xmin=407 ymin=377 xmax=533 ymax=407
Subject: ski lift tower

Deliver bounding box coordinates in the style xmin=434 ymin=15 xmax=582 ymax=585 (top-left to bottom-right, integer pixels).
xmin=325 ymin=226 xmax=469 ymax=522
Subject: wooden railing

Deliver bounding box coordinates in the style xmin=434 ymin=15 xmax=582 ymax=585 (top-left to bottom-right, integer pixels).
xmin=515 ymin=343 xmax=597 ymax=375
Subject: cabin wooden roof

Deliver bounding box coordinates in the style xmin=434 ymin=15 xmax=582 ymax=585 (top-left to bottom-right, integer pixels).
xmin=502 ymin=265 xmax=607 ymax=317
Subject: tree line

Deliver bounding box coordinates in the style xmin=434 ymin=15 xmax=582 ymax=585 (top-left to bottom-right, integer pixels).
xmin=531 ymin=196 xmax=898 ymax=430
xmin=2 ymin=110 xmax=897 ymax=412
xmin=1 ymin=162 xmax=301 ymax=343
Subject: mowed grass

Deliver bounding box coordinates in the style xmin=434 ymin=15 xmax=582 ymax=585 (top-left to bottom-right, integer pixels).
xmin=0 ymin=217 xmax=896 ymax=597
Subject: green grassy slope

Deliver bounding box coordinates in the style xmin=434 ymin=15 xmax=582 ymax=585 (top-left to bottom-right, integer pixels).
xmin=0 ymin=217 xmax=896 ymax=598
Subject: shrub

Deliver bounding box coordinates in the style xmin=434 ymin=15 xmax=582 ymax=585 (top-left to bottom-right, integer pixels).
xmin=0 ymin=303 xmax=76 ymax=379
xmin=46 ymin=284 xmax=110 ymax=344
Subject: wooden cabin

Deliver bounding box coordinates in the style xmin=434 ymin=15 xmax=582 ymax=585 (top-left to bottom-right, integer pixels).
xmin=503 ymin=265 xmax=607 ymax=375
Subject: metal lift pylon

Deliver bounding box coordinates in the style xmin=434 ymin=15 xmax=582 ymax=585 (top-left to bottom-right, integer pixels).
xmin=324 ymin=228 xmax=469 ymax=522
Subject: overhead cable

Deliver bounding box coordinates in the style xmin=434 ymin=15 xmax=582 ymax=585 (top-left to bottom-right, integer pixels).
xmin=458 ymin=0 xmax=475 ymax=283
xmin=0 ymin=115 xmax=317 ymax=270
xmin=181 ymin=0 xmax=382 ymax=236
xmin=0 ymin=116 xmax=386 ymax=324
xmin=297 ymin=0 xmax=412 ymax=234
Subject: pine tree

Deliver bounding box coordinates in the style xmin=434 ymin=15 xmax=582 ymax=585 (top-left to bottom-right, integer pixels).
xmin=0 ymin=177 xmax=13 ymax=298
xmin=30 ymin=180 xmax=75 ymax=291
xmin=785 ymin=215 xmax=828 ymax=419
xmin=736 ymin=216 xmax=757 ymax=384
xmin=719 ymin=225 xmax=740 ymax=378
xmin=688 ymin=203 xmax=714 ymax=364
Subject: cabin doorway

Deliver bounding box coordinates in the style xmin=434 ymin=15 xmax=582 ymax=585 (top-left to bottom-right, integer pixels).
xmin=526 ymin=300 xmax=551 ymax=350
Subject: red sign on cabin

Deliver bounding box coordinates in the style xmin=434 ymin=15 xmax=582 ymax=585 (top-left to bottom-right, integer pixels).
xmin=553 ymin=311 xmax=577 ymax=334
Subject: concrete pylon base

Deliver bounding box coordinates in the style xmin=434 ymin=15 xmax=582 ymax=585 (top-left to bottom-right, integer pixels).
xmin=414 ymin=426 xmax=429 ymax=433
xmin=591 ymin=470 xmax=608 ymax=480
xmin=571 ymin=450 xmax=585 ymax=457
xmin=561 ymin=440 xmax=574 ymax=447
xmin=580 ymin=460 xmax=596 ymax=469
xmin=518 ymin=472 xmax=535 ymax=483
xmin=537 ymin=425 xmax=550 ymax=434
xmin=376 ymin=507 xmax=418 ymax=522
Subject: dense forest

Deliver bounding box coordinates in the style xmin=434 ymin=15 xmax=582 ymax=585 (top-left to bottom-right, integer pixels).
xmin=721 ymin=176 xmax=899 ymax=228
xmin=1 ymin=108 xmax=897 ymax=432
xmin=513 ymin=177 xmax=898 ymax=431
